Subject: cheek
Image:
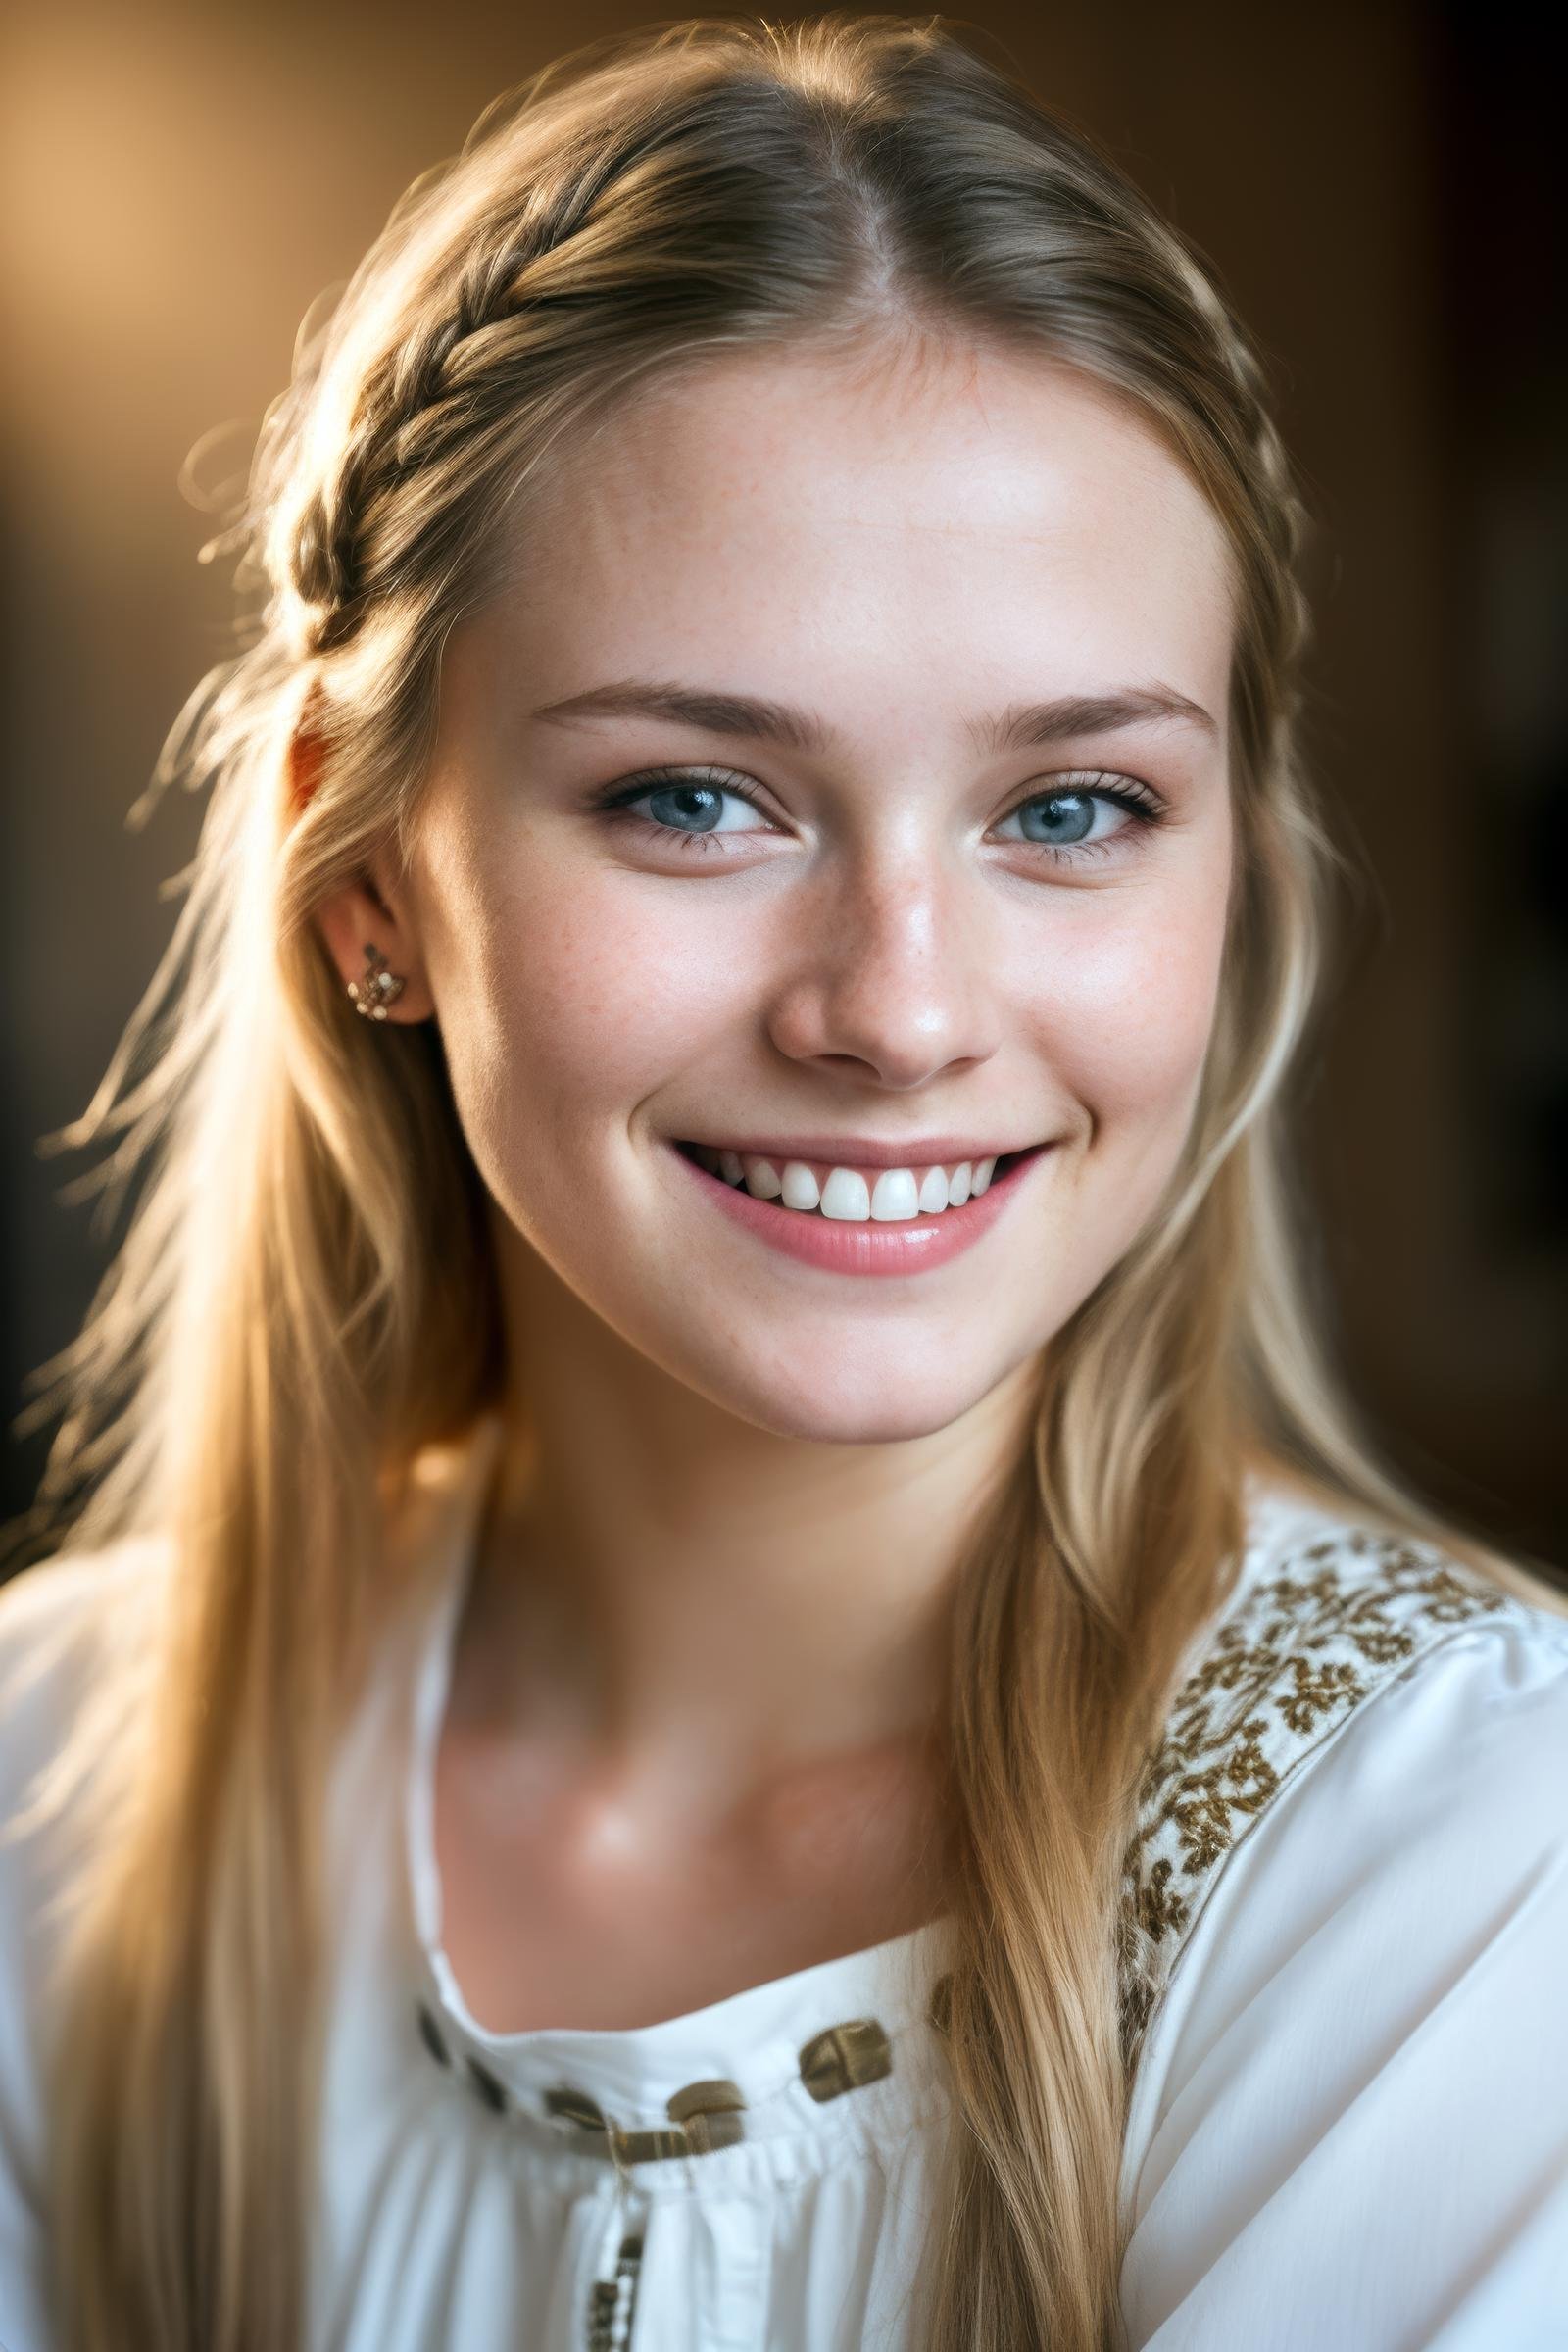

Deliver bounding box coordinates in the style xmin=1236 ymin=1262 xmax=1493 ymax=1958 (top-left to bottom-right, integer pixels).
xmin=441 ymin=854 xmax=741 ymax=1159
xmin=1015 ymin=877 xmax=1229 ymax=1138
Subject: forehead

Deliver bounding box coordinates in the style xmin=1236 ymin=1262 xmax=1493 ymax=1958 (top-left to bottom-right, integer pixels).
xmin=487 ymin=340 xmax=1236 ymax=720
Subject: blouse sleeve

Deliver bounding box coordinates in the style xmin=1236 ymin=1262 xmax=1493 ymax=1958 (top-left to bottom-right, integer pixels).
xmin=0 ymin=1549 xmax=143 ymax=2352
xmin=0 ymin=1591 xmax=61 ymax=2352
xmin=1118 ymin=1603 xmax=1568 ymax=2351
xmin=0 ymin=1916 xmax=50 ymax=2352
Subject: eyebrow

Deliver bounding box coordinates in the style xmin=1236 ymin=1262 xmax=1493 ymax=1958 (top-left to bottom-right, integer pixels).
xmin=531 ymin=678 xmax=1217 ymax=757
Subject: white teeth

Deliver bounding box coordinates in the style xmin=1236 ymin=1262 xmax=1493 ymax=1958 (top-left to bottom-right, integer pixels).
xmin=870 ymin=1168 xmax=920 ymax=1221
xmin=780 ymin=1161 xmax=822 ymax=1211
xmin=918 ymin=1166 xmax=950 ymax=1214
xmin=687 ymin=1142 xmax=1020 ymax=1222
xmin=819 ymin=1167 xmax=871 ymax=1221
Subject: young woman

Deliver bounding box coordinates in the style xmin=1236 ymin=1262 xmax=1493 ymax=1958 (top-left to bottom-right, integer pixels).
xmin=2 ymin=15 xmax=1565 ymax=2351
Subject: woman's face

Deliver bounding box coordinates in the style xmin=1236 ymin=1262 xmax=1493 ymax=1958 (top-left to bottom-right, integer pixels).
xmin=377 ymin=340 xmax=1236 ymax=1444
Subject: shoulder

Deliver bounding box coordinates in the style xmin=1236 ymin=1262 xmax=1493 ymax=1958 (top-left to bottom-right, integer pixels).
xmin=0 ymin=1536 xmax=158 ymax=1667
xmin=0 ymin=1539 xmax=167 ymax=2349
xmin=1118 ymin=1481 xmax=1568 ymax=2073
xmin=0 ymin=1535 xmax=171 ymax=1931
xmin=0 ymin=1538 xmax=164 ymax=1800
xmin=1116 ymin=1495 xmax=1568 ymax=2343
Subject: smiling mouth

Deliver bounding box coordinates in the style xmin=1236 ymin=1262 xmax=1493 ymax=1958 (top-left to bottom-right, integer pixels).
xmin=672 ymin=1140 xmax=1045 ymax=1221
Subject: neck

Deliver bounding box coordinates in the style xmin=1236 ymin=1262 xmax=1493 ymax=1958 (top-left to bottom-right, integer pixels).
xmin=455 ymin=1233 xmax=1043 ymax=1830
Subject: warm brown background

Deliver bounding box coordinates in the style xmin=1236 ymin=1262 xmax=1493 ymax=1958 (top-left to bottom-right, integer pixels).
xmin=3 ymin=2 xmax=1564 ymax=1564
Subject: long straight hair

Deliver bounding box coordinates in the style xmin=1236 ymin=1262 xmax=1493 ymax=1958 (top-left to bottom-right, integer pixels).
xmin=6 ymin=16 xmax=1560 ymax=2350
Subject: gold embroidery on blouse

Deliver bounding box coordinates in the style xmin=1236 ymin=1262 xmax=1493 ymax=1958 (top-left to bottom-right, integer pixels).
xmin=1115 ymin=1524 xmax=1516 ymax=2075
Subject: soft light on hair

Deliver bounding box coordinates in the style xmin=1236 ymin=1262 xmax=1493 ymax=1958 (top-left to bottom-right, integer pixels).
xmin=5 ymin=17 xmax=1561 ymax=2351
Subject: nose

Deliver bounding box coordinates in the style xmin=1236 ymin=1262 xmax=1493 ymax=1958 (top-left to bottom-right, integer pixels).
xmin=762 ymin=842 xmax=1004 ymax=1091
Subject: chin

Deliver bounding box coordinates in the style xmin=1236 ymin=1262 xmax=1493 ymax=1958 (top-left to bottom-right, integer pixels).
xmin=675 ymin=1329 xmax=1035 ymax=1447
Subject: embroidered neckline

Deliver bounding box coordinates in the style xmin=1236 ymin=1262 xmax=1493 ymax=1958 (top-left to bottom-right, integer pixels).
xmin=396 ymin=1425 xmax=1521 ymax=2098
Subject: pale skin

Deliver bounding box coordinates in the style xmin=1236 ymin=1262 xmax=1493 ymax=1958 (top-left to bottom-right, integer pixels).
xmin=308 ymin=336 xmax=1238 ymax=2031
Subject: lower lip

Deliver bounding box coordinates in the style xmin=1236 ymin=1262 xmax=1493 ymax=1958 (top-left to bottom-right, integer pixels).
xmin=665 ymin=1141 xmax=1053 ymax=1277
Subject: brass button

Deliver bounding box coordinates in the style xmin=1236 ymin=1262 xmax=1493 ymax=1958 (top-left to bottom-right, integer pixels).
xmin=799 ymin=2017 xmax=893 ymax=2102
xmin=466 ymin=2054 xmax=509 ymax=2113
xmin=544 ymin=2084 xmax=610 ymax=2133
xmin=666 ymin=2077 xmax=747 ymax=2153
xmin=416 ymin=2000 xmax=451 ymax=2067
xmin=544 ymin=2078 xmax=747 ymax=2161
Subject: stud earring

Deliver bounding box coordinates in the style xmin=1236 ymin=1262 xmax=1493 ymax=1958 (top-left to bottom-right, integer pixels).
xmin=346 ymin=941 xmax=407 ymax=1020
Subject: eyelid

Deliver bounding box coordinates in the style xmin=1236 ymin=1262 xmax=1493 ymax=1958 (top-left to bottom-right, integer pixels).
xmin=590 ymin=761 xmax=1172 ymax=865
xmin=1000 ymin=768 xmax=1167 ymax=820
xmin=594 ymin=762 xmax=776 ymax=814
xmin=593 ymin=762 xmax=1167 ymax=820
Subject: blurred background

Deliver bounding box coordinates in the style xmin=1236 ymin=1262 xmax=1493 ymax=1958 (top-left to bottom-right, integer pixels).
xmin=2 ymin=0 xmax=1564 ymax=1564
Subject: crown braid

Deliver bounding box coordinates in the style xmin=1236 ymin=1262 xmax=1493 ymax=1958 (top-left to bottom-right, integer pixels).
xmin=281 ymin=28 xmax=1312 ymax=713
xmin=288 ymin=62 xmax=727 ymax=655
xmin=288 ymin=209 xmax=594 ymax=650
xmin=1151 ymin=216 xmax=1314 ymax=682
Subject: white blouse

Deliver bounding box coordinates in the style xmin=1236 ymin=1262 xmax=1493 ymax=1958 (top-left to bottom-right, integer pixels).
xmin=2 ymin=1411 xmax=1567 ymax=2352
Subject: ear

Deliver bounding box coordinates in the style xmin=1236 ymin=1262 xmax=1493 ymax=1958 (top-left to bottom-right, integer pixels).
xmin=313 ymin=873 xmax=437 ymax=1026
xmin=289 ymin=723 xmax=437 ymax=1026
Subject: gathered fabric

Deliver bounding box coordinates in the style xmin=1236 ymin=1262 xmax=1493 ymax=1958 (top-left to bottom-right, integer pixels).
xmin=2 ymin=1417 xmax=1566 ymax=2349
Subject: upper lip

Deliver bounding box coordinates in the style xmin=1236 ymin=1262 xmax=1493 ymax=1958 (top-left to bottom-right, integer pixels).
xmin=672 ymin=1133 xmax=1047 ymax=1169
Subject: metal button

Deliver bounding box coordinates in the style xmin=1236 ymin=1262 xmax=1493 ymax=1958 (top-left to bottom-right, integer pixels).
xmin=466 ymin=2054 xmax=509 ymax=2113
xmin=666 ymin=2077 xmax=747 ymax=2153
xmin=544 ymin=2085 xmax=684 ymax=2163
xmin=586 ymin=2230 xmax=645 ymax=2352
xmin=587 ymin=2278 xmax=619 ymax=2352
xmin=545 ymin=2084 xmax=611 ymax=2132
xmin=543 ymin=2077 xmax=747 ymax=2161
xmin=799 ymin=2016 xmax=894 ymax=2102
xmin=416 ymin=2000 xmax=451 ymax=2067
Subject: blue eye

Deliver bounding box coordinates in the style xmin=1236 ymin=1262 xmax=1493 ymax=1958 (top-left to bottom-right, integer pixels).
xmin=638 ymin=777 xmax=760 ymax=836
xmin=591 ymin=764 xmax=1167 ymax=865
xmin=997 ymin=777 xmax=1164 ymax=862
xmin=593 ymin=766 xmax=770 ymax=854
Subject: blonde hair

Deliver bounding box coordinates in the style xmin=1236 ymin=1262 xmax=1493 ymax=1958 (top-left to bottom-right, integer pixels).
xmin=5 ymin=15 xmax=1561 ymax=2350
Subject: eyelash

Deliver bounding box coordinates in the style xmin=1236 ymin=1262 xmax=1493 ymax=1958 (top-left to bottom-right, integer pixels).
xmin=590 ymin=764 xmax=1169 ymax=866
